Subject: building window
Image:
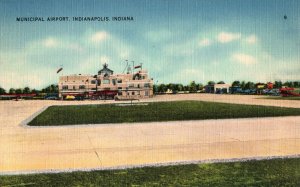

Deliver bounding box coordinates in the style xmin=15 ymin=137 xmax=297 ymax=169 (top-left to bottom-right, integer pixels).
xmin=62 ymin=85 xmax=68 ymax=90
xmin=145 ymin=91 xmax=149 ymax=96
xmin=137 ymin=84 xmax=140 ymax=88
xmin=129 ymin=84 xmax=134 ymax=88
xmin=79 ymin=85 xmax=85 ymax=89
xmin=103 ymin=79 xmax=110 ymax=84
xmin=144 ymin=83 xmax=150 ymax=88
xmin=91 ymin=80 xmax=96 ymax=84
xmin=73 ymin=86 xmax=76 ymax=90
xmin=117 ymin=79 xmax=122 ymax=83
xmin=112 ymin=79 xmax=116 ymax=85
xmin=132 ymin=92 xmax=135 ymax=95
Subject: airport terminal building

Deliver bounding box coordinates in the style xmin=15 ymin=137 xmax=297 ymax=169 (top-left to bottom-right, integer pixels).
xmin=58 ymin=64 xmax=153 ymax=99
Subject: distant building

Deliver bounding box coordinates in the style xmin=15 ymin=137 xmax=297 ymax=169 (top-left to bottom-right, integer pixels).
xmin=255 ymin=83 xmax=266 ymax=94
xmin=58 ymin=63 xmax=153 ymax=99
xmin=205 ymin=83 xmax=231 ymax=94
xmin=214 ymin=83 xmax=231 ymax=94
xmin=267 ymin=82 xmax=274 ymax=89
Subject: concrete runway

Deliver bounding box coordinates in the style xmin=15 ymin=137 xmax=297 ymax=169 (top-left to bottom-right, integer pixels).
xmin=0 ymin=94 xmax=299 ymax=174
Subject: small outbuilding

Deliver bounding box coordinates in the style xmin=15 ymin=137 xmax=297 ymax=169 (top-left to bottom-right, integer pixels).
xmin=205 ymin=83 xmax=231 ymax=94
xmin=214 ymin=84 xmax=231 ymax=94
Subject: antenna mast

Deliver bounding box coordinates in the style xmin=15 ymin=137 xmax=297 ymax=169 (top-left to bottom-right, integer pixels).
xmin=122 ymin=60 xmax=128 ymax=74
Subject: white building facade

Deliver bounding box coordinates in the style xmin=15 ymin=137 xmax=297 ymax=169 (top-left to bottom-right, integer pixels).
xmin=58 ymin=64 xmax=153 ymax=99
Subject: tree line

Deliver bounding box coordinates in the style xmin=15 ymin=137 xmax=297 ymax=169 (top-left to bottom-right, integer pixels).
xmin=0 ymin=84 xmax=58 ymax=95
xmin=154 ymin=81 xmax=300 ymax=93
xmin=0 ymin=81 xmax=299 ymax=95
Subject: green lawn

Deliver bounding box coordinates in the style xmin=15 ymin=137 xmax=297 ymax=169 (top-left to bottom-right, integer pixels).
xmin=28 ymin=101 xmax=300 ymax=126
xmin=1 ymin=158 xmax=300 ymax=187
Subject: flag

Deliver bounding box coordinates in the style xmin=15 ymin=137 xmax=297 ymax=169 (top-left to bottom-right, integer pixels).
xmin=134 ymin=65 xmax=141 ymax=69
xmin=56 ymin=67 xmax=63 ymax=73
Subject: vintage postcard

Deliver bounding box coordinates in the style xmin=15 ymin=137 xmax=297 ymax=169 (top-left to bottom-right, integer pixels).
xmin=0 ymin=0 xmax=300 ymax=186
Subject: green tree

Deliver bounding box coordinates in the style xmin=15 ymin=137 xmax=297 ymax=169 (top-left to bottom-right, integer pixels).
xmin=283 ymin=81 xmax=293 ymax=87
xmin=31 ymin=89 xmax=40 ymax=94
xmin=294 ymin=81 xmax=300 ymax=88
xmin=183 ymin=85 xmax=189 ymax=91
xmin=153 ymin=85 xmax=158 ymax=93
xmin=189 ymin=81 xmax=197 ymax=92
xmin=0 ymin=87 xmax=6 ymax=94
xmin=167 ymin=83 xmax=175 ymax=91
xmin=207 ymin=81 xmax=215 ymax=85
xmin=42 ymin=84 xmax=59 ymax=93
xmin=23 ymin=87 xmax=31 ymax=94
xmin=158 ymin=84 xmax=167 ymax=93
xmin=232 ymin=81 xmax=241 ymax=87
xmin=196 ymin=83 xmax=203 ymax=91
xmin=177 ymin=84 xmax=183 ymax=91
xmin=217 ymin=81 xmax=225 ymax=84
xmin=240 ymin=81 xmax=246 ymax=90
xmin=9 ymin=88 xmax=16 ymax=94
xmin=173 ymin=84 xmax=179 ymax=92
xmin=274 ymin=81 xmax=282 ymax=89
xmin=245 ymin=82 xmax=255 ymax=89
xmin=15 ymin=88 xmax=23 ymax=94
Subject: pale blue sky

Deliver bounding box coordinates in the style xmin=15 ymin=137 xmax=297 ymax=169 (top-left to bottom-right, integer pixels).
xmin=0 ymin=0 xmax=299 ymax=89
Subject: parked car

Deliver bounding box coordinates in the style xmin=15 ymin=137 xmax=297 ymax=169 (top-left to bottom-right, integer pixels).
xmin=75 ymin=96 xmax=84 ymax=100
xmin=262 ymin=89 xmax=270 ymax=94
xmin=65 ymin=95 xmax=75 ymax=100
xmin=45 ymin=96 xmax=58 ymax=100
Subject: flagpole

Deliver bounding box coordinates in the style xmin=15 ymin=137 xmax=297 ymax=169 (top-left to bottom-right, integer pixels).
xmin=56 ymin=65 xmax=63 ymax=99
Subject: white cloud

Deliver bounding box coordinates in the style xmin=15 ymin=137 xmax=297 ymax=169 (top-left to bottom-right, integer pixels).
xmin=90 ymin=31 xmax=108 ymax=42
xmin=198 ymin=38 xmax=211 ymax=47
xmin=100 ymin=56 xmax=110 ymax=64
xmin=43 ymin=38 xmax=58 ymax=48
xmin=119 ymin=51 xmax=130 ymax=59
xmin=245 ymin=35 xmax=258 ymax=44
xmin=232 ymin=53 xmax=257 ymax=65
xmin=35 ymin=37 xmax=84 ymax=52
xmin=217 ymin=32 xmax=241 ymax=43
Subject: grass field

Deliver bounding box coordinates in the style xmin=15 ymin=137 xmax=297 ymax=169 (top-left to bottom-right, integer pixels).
xmin=28 ymin=101 xmax=300 ymax=126
xmin=1 ymin=158 xmax=300 ymax=186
